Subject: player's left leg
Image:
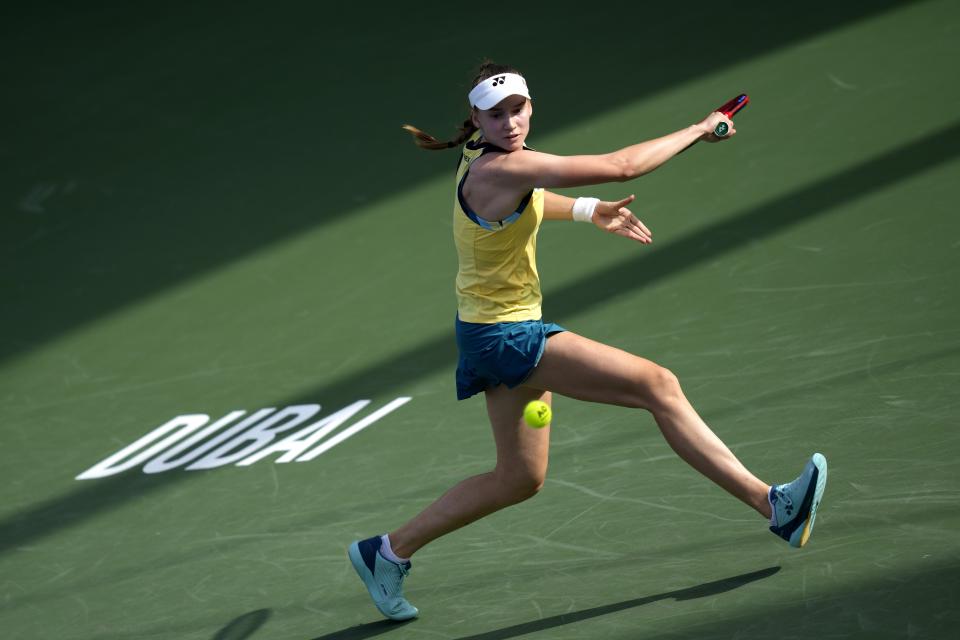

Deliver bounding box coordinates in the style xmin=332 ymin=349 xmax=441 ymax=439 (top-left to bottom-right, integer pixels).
xmin=525 ymin=330 xmax=773 ymax=517
xmin=524 ymin=330 xmax=828 ymax=548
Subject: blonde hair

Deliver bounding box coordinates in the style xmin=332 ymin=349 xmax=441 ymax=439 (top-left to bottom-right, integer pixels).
xmin=403 ymin=61 xmax=524 ymax=151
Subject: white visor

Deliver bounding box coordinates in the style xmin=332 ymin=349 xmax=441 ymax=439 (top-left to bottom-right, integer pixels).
xmin=468 ymin=73 xmax=531 ymax=110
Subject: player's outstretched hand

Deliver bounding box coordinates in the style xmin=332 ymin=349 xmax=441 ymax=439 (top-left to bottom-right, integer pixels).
xmin=698 ymin=111 xmax=736 ymax=142
xmin=593 ymin=195 xmax=652 ymax=244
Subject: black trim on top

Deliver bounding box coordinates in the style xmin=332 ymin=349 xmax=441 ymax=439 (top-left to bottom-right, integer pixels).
xmin=457 ymin=168 xmax=532 ymax=230
xmin=456 ymin=136 xmax=535 ymax=228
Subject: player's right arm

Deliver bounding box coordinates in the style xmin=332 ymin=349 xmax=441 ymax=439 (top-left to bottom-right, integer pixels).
xmin=490 ymin=111 xmax=733 ymax=190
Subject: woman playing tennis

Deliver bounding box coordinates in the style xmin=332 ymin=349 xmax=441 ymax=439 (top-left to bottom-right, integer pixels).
xmin=348 ymin=62 xmax=827 ymax=621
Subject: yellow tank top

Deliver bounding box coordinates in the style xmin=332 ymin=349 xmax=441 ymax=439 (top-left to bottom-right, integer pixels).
xmin=453 ymin=131 xmax=544 ymax=323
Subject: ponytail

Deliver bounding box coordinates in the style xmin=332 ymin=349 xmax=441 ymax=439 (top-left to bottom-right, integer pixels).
xmin=402 ymin=117 xmax=477 ymax=151
xmin=403 ymin=60 xmax=523 ymax=152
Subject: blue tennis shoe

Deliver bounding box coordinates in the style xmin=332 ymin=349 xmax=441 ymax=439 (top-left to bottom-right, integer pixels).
xmin=348 ymin=535 xmax=419 ymax=621
xmin=769 ymin=453 xmax=828 ymax=548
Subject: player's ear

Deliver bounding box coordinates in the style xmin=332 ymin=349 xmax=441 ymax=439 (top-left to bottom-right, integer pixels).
xmin=470 ymin=107 xmax=480 ymax=130
xmin=527 ymin=100 xmax=533 ymax=116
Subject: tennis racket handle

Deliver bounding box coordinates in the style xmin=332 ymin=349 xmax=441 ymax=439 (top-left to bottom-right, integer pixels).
xmin=713 ymin=94 xmax=748 ymax=138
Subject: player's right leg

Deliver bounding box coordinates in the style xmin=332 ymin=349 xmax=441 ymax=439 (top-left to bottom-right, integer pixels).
xmin=348 ymin=384 xmax=552 ymax=620
xmin=387 ymin=385 xmax=552 ymax=559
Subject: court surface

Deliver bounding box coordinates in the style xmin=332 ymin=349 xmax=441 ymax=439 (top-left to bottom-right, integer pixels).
xmin=2 ymin=1 xmax=959 ymax=638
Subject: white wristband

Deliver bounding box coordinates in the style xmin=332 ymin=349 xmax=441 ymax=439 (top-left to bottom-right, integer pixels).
xmin=571 ymin=197 xmax=599 ymax=223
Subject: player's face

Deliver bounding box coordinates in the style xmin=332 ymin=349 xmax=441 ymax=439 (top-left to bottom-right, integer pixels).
xmin=472 ymin=95 xmax=532 ymax=151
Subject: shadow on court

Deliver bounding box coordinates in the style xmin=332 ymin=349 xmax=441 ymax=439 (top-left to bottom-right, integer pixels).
xmin=68 ymin=607 xmax=276 ymax=640
xmin=1 ymin=119 xmax=958 ymax=556
xmin=634 ymin=563 xmax=960 ymax=639
xmin=0 ymin=1 xmax=909 ymax=366
xmin=307 ymin=620 xmax=416 ymax=640
xmin=543 ymin=120 xmax=960 ymax=316
xmin=306 ymin=563 xmax=960 ymax=639
xmin=212 ymin=609 xmax=272 ymax=640
xmin=308 ymin=567 xmax=779 ymax=639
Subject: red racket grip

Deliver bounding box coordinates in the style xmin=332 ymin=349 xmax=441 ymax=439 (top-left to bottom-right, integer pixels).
xmin=714 ymin=94 xmax=749 ymax=136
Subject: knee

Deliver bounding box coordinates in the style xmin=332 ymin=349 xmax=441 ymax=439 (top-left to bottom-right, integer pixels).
xmin=509 ymin=474 xmax=545 ymax=504
xmin=639 ymin=365 xmax=684 ymax=412
xmin=495 ymin=467 xmax=546 ymax=505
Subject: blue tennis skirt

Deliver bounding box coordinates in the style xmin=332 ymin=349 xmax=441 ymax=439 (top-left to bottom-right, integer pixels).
xmin=455 ymin=315 xmax=566 ymax=400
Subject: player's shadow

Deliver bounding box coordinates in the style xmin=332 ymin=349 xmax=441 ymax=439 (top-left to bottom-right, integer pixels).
xmin=212 ymin=609 xmax=272 ymax=640
xmin=210 ymin=608 xmax=272 ymax=640
xmin=309 ymin=566 xmax=779 ymax=639
xmin=308 ymin=620 xmax=416 ymax=640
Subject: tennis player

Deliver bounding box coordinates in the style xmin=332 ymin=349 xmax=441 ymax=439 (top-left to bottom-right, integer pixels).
xmin=348 ymin=62 xmax=828 ymax=621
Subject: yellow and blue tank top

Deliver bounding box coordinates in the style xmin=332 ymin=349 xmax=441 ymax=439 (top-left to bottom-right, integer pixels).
xmin=453 ymin=131 xmax=544 ymax=323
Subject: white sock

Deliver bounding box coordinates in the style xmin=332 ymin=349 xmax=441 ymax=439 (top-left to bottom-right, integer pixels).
xmin=380 ymin=534 xmax=409 ymax=564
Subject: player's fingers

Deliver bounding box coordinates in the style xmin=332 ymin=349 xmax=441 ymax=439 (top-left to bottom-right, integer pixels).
xmin=624 ymin=221 xmax=651 ymax=243
xmin=626 ymin=213 xmax=652 ymax=237
xmin=630 ymin=227 xmax=652 ymax=244
xmin=608 ymin=216 xmax=650 ymax=243
xmin=628 ymin=221 xmax=649 ymax=241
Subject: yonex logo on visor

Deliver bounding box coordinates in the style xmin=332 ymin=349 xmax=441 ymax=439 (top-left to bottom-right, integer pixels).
xmin=468 ymin=73 xmax=531 ymax=110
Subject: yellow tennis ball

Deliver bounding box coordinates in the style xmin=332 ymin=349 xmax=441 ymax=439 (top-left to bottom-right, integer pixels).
xmin=523 ymin=400 xmax=552 ymax=428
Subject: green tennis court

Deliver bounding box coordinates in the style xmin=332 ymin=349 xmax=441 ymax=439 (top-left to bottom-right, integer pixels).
xmin=2 ymin=1 xmax=958 ymax=638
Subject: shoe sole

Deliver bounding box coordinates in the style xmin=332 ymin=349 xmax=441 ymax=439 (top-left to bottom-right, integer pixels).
xmin=793 ymin=453 xmax=828 ymax=548
xmin=348 ymin=542 xmax=418 ymax=621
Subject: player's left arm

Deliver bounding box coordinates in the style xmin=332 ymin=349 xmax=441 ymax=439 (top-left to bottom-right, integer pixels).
xmin=542 ymin=190 xmax=652 ymax=244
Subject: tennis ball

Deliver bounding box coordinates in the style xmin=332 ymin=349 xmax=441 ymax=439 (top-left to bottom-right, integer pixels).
xmin=523 ymin=400 xmax=552 ymax=428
